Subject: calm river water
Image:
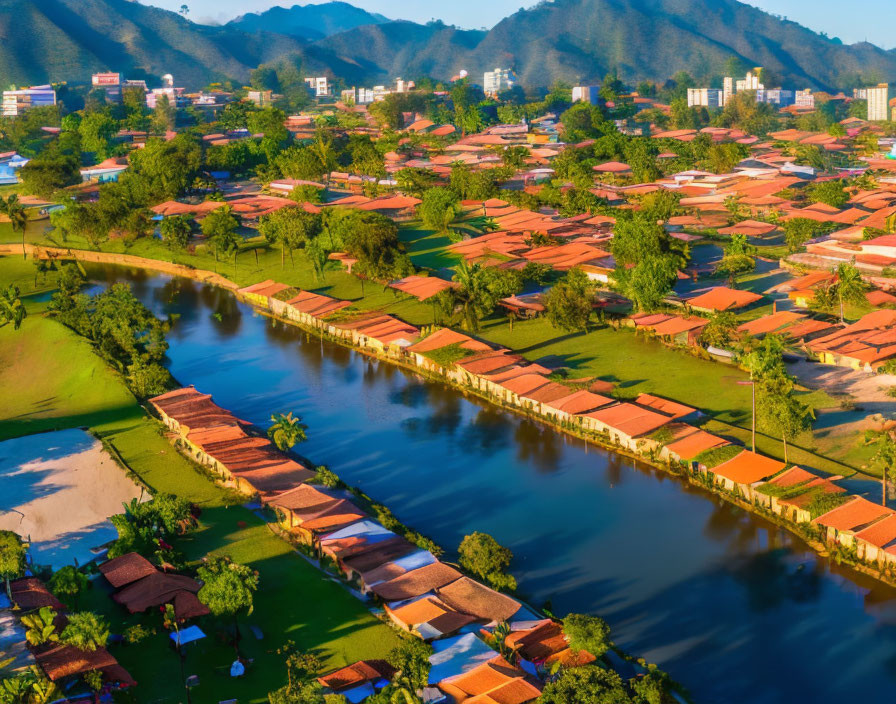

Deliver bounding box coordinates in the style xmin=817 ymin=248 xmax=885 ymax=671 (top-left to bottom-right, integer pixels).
xmin=88 ymin=266 xmax=896 ymax=703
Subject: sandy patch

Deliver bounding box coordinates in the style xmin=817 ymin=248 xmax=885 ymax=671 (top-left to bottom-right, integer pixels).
xmin=0 ymin=429 xmax=145 ymax=569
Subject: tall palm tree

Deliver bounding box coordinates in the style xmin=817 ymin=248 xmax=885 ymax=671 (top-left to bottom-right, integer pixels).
xmin=451 ymin=261 xmax=491 ymax=332
xmin=267 ymin=412 xmax=307 ymax=451
xmin=834 ymin=262 xmax=867 ymax=323
xmin=2 ymin=195 xmax=29 ymax=259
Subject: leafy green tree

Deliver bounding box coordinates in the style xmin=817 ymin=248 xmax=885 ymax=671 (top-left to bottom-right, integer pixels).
xmin=784 ymin=218 xmax=825 ymax=253
xmin=160 ymin=215 xmax=192 ymax=250
xmin=17 ymin=149 xmax=81 ymax=198
xmin=259 ymin=207 xmax=322 ymax=267
xmin=699 ymin=311 xmax=739 ymax=348
xmin=0 ymin=285 xmax=26 ymax=331
xmin=197 ymin=557 xmax=259 ymax=648
xmin=538 ymin=665 xmax=632 ymax=704
xmin=419 ymin=187 xmax=459 ymax=232
xmin=78 ymin=112 xmax=117 ymax=160
xmin=544 ymin=268 xmax=593 ymax=332
xmin=386 ymin=639 xmax=433 ymax=693
xmin=21 ymin=607 xmax=59 ymax=647
xmin=807 ymin=180 xmax=848 ymax=209
xmin=267 ymin=412 xmax=308 ymax=451
xmin=49 ymin=565 xmax=87 ymax=608
xmin=560 ymin=102 xmax=608 ymax=141
xmin=150 ymin=95 xmax=176 ymax=134
xmin=342 ymin=211 xmax=413 ymax=281
xmin=0 ymin=531 xmax=26 ymax=599
xmin=716 ymin=234 xmax=756 ymax=287
xmin=562 ymin=613 xmax=612 ymax=658
xmin=458 ymin=531 xmax=517 ymax=591
xmin=201 ymin=205 xmax=241 ymax=265
xmin=60 ymin=612 xmax=110 ymax=652
xmin=396 ymin=168 xmax=438 ymax=198
xmin=626 ymin=256 xmax=678 ymax=312
xmin=124 ymin=134 xmax=202 ymax=202
xmin=756 ymin=363 xmax=813 ymax=464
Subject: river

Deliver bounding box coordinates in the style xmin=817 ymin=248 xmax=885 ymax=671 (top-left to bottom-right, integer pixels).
xmin=88 ymin=265 xmax=896 ymax=703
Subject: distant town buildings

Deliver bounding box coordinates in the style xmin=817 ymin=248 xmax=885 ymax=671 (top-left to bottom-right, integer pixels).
xmin=483 ymin=68 xmax=516 ymax=97
xmin=687 ymin=68 xmax=807 ymax=109
xmin=866 ymin=83 xmax=890 ymax=122
xmin=304 ymin=76 xmax=330 ymax=98
xmin=1 ymin=85 xmax=57 ymax=117
xmin=686 ymin=88 xmax=724 ymax=108
xmin=92 ymin=73 xmax=122 ymax=102
xmin=572 ymin=86 xmax=600 ymax=104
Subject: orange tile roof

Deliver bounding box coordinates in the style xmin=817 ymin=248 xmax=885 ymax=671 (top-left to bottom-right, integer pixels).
xmin=634 ymin=393 xmax=695 ymax=419
xmin=663 ymin=425 xmax=728 ymax=460
xmin=686 ymin=286 xmax=763 ymax=312
xmin=584 ymin=403 xmax=671 ymax=438
xmin=813 ymin=496 xmax=893 ymax=532
xmin=711 ymin=450 xmax=786 ymax=485
xmin=853 ymin=513 xmax=896 ymax=549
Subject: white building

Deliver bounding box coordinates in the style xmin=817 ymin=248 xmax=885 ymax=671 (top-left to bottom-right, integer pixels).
xmin=305 ymin=77 xmax=330 ymax=97
xmin=687 ymin=88 xmax=723 ymax=108
xmin=483 ymin=68 xmax=516 ymax=97
xmin=867 ymin=83 xmax=890 ymax=122
xmin=1 ymin=85 xmax=57 ymax=117
xmin=722 ymin=76 xmax=734 ymax=105
xmin=795 ymin=89 xmax=815 ymax=109
xmin=572 ymin=86 xmax=600 ymax=104
xmin=756 ymin=89 xmax=794 ymax=106
xmin=92 ymin=73 xmax=122 ymax=103
xmin=736 ymin=70 xmax=764 ymax=93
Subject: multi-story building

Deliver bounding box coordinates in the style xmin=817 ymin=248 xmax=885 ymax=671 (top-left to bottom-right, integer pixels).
xmin=572 ymin=86 xmax=600 ymax=104
xmin=687 ymin=88 xmax=723 ymax=108
xmin=795 ymin=89 xmax=815 ymax=109
xmin=92 ymin=73 xmax=122 ymax=103
xmin=483 ymin=68 xmax=516 ymax=97
xmin=736 ymin=70 xmax=764 ymax=93
xmin=867 ymin=83 xmax=890 ymax=122
xmin=304 ymin=77 xmax=329 ymax=97
xmin=756 ymin=89 xmax=794 ymax=106
xmin=853 ymin=88 xmax=869 ymax=100
xmin=722 ymin=76 xmax=734 ymax=105
xmin=1 ymin=85 xmax=56 ymax=117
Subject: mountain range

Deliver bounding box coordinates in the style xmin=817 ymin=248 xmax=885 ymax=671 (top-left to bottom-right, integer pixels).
xmin=1 ymin=0 xmax=895 ymax=92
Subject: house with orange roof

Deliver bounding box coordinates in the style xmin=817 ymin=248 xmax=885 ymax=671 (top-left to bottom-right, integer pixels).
xmin=813 ymin=496 xmax=894 ymax=547
xmin=717 ymin=220 xmax=779 ymax=239
xmin=634 ymin=393 xmax=697 ymax=421
xmin=707 ymin=450 xmax=786 ymax=498
xmin=685 ymin=286 xmax=763 ymax=312
xmin=541 ymin=389 xmax=614 ymax=426
xmin=504 ymin=619 xmax=595 ymax=676
xmin=580 ymin=402 xmax=672 ymax=451
xmin=660 ymin=424 xmax=728 ymax=463
xmin=407 ymin=328 xmax=495 ymax=373
xmin=237 ymin=280 xmax=294 ymax=308
xmin=271 ymin=289 xmax=352 ymax=329
xmin=436 ymin=655 xmax=542 ymax=704
xmin=854 ymin=514 xmax=896 ymax=565
xmin=389 ymin=275 xmax=456 ymax=301
xmin=806 ymin=309 xmax=896 ymax=371
xmin=737 ymin=311 xmax=806 ymax=338
xmin=751 ymin=466 xmax=847 ymax=522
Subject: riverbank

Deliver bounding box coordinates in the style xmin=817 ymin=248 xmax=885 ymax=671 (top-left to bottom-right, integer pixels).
xmin=3 ymin=248 xmax=892 ymax=588
xmin=0 ymin=313 xmax=401 ymax=703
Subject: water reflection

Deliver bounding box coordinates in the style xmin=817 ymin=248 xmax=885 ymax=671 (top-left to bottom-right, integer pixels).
xmin=85 ymin=269 xmax=896 ymax=703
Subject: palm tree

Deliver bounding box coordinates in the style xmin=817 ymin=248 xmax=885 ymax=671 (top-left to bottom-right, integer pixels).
xmin=311 ymin=132 xmax=337 ymax=186
xmin=0 ymin=285 xmax=26 ymax=330
xmin=868 ymin=429 xmax=896 ymax=506
xmin=60 ymin=612 xmax=110 ymax=652
xmin=834 ymin=262 xmax=867 ymax=323
xmin=21 ymin=607 xmax=59 ymax=647
xmin=451 ymin=261 xmax=491 ymax=332
xmin=1 ymin=195 xmax=29 ymax=259
xmin=267 ymin=412 xmax=307 ymax=451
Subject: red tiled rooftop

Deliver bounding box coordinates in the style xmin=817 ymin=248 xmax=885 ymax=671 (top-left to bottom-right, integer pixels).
xmin=711 ymin=450 xmax=786 ymax=485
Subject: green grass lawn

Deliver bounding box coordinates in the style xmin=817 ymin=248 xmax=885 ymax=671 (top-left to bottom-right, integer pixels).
xmin=0 ymin=308 xmax=401 ymax=703
xmin=400 ymin=225 xmax=462 ymax=271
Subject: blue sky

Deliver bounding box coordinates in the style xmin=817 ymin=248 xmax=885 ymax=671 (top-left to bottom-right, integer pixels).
xmin=146 ymin=0 xmax=895 ymax=49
